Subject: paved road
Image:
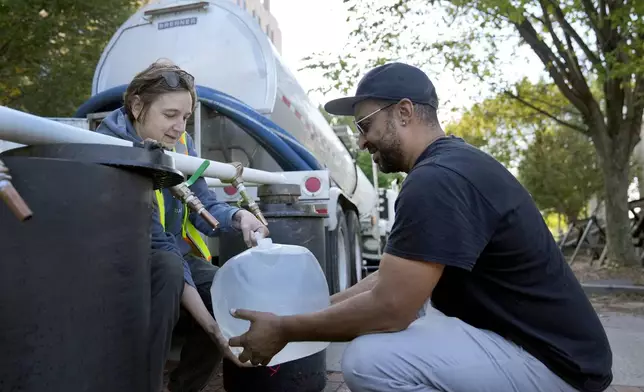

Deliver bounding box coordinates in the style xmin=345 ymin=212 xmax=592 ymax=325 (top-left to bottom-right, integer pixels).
xmin=599 ymin=312 xmax=644 ymax=387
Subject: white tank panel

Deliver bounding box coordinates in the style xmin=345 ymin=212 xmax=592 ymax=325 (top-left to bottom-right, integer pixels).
xmin=0 ymin=141 xmax=23 ymax=153
xmin=93 ymin=0 xmax=276 ymax=113
xmin=353 ymin=169 xmax=378 ymax=221
xmin=268 ymin=57 xmax=358 ymax=194
xmin=93 ymin=0 xmax=378 ymax=214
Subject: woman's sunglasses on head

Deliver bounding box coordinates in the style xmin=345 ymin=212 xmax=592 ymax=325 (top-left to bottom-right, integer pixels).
xmin=159 ymin=70 xmax=195 ymax=89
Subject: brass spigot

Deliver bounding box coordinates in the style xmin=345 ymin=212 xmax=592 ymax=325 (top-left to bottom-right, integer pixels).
xmin=227 ymin=162 xmax=268 ymax=226
xmin=141 ymin=138 xmax=219 ymax=231
xmin=0 ymin=159 xmax=33 ymax=221
xmin=170 ymin=182 xmax=220 ymax=231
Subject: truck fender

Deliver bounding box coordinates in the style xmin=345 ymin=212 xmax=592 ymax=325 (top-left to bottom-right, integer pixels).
xmin=326 ymin=187 xmax=360 ymax=232
xmin=326 ymin=187 xmax=342 ymax=232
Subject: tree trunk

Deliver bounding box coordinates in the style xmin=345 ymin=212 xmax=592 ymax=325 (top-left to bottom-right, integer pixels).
xmin=633 ymin=139 xmax=644 ymax=198
xmin=638 ymin=167 xmax=644 ymax=199
xmin=596 ymin=143 xmax=638 ymax=266
xmin=565 ymin=214 xmax=578 ymax=226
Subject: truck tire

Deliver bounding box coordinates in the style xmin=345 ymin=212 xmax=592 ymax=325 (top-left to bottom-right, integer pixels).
xmin=346 ymin=209 xmax=364 ymax=285
xmin=326 ymin=205 xmax=352 ymax=294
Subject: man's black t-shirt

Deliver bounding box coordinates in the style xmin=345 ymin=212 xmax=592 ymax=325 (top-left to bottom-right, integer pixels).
xmin=384 ymin=136 xmax=612 ymax=392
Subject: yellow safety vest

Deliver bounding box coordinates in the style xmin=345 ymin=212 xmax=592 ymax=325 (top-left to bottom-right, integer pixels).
xmin=154 ymin=133 xmax=213 ymax=262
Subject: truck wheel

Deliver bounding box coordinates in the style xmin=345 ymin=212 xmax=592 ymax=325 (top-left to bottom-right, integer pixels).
xmin=326 ymin=205 xmax=352 ymax=294
xmin=346 ymin=210 xmax=363 ymax=285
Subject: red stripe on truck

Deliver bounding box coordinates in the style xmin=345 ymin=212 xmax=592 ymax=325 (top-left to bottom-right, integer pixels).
xmin=282 ymin=95 xmax=291 ymax=107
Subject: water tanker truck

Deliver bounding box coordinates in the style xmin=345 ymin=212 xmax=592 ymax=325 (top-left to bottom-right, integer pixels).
xmin=25 ymin=0 xmax=397 ymax=293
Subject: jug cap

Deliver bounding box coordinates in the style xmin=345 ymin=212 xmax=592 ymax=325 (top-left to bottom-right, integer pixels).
xmin=252 ymin=231 xmax=272 ymax=247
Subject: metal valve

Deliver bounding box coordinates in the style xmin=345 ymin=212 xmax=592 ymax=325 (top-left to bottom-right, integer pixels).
xmin=227 ymin=162 xmax=268 ymax=226
xmin=0 ymin=159 xmax=33 ymax=221
xmin=170 ymin=182 xmax=220 ymax=230
xmin=140 ymin=138 xmax=220 ymax=231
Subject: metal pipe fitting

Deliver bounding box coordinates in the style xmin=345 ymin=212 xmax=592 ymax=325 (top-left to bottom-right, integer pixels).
xmin=0 ymin=159 xmax=33 ymax=221
xmin=227 ymin=162 xmax=268 ymax=226
xmin=170 ymin=182 xmax=220 ymax=230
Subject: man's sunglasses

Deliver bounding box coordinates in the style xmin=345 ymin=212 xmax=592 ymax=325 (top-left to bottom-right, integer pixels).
xmin=353 ymin=102 xmax=396 ymax=135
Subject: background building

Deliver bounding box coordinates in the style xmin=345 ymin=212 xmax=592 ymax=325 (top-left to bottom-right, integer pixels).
xmin=231 ymin=0 xmax=283 ymax=53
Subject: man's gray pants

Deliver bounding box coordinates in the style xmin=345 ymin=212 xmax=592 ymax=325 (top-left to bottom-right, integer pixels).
xmin=341 ymin=304 xmax=578 ymax=392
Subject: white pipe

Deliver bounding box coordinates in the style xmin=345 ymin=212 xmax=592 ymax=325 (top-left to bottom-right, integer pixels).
xmin=0 ymin=105 xmax=287 ymax=185
xmin=205 ymin=177 xmax=262 ymax=187
xmin=206 ymin=178 xmax=225 ymax=187
xmin=168 ymin=153 xmax=285 ymax=184
xmin=0 ymin=105 xmax=133 ymax=147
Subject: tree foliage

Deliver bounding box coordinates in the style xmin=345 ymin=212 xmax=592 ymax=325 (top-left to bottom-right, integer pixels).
xmin=0 ymin=0 xmax=142 ymax=116
xmin=302 ymin=0 xmax=644 ymax=265
xmin=445 ymin=78 xmax=576 ymax=168
xmin=447 ymin=80 xmax=605 ymax=224
xmin=518 ymin=128 xmax=603 ymax=223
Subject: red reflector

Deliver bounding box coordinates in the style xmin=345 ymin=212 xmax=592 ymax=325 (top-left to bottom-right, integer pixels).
xmin=223 ymin=186 xmax=237 ymax=196
xmin=304 ymin=177 xmax=322 ymax=193
xmin=316 ymin=208 xmax=328 ymax=214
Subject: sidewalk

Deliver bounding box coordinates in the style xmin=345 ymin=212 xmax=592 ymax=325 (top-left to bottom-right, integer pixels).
xmin=205 ymin=370 xmax=643 ymax=392
xmin=203 ymin=371 xmax=352 ymax=392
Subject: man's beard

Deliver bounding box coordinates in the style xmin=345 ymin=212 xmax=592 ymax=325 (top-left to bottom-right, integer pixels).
xmin=375 ymin=119 xmax=404 ymax=173
xmin=377 ymin=153 xmax=403 ymax=173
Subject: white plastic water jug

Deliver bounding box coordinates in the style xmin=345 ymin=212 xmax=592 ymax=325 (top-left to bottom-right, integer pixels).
xmin=210 ymin=235 xmax=331 ymax=366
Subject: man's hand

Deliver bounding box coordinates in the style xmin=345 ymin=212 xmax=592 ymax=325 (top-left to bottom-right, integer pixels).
xmin=233 ymin=209 xmax=270 ymax=247
xmin=228 ymin=309 xmax=287 ymax=366
xmin=205 ymin=321 xmax=253 ymax=368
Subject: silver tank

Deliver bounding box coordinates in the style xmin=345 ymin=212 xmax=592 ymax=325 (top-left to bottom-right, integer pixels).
xmin=92 ymin=0 xmax=378 ymax=217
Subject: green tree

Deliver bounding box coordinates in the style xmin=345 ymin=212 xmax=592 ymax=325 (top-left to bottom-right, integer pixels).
xmin=319 ymin=106 xmax=405 ymax=188
xmin=302 ymin=0 xmax=644 ymax=265
xmin=447 ymin=81 xmax=606 ymax=224
xmin=518 ymin=128 xmax=603 ymax=224
xmin=446 ymin=79 xmax=574 ymax=169
xmin=0 ymin=0 xmax=142 ymax=117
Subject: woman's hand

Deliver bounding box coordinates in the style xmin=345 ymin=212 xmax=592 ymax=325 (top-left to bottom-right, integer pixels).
xmin=180 ymin=283 xmax=252 ymax=368
xmin=233 ymin=209 xmax=270 ymax=247
xmin=206 ymin=321 xmax=254 ymax=368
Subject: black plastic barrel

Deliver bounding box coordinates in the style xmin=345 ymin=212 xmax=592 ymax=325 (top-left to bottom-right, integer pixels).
xmin=218 ymin=184 xmax=328 ymax=392
xmin=0 ymin=143 xmax=183 ymax=392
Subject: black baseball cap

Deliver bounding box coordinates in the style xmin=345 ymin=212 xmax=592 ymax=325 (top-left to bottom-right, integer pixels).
xmin=324 ymin=62 xmax=439 ymax=116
